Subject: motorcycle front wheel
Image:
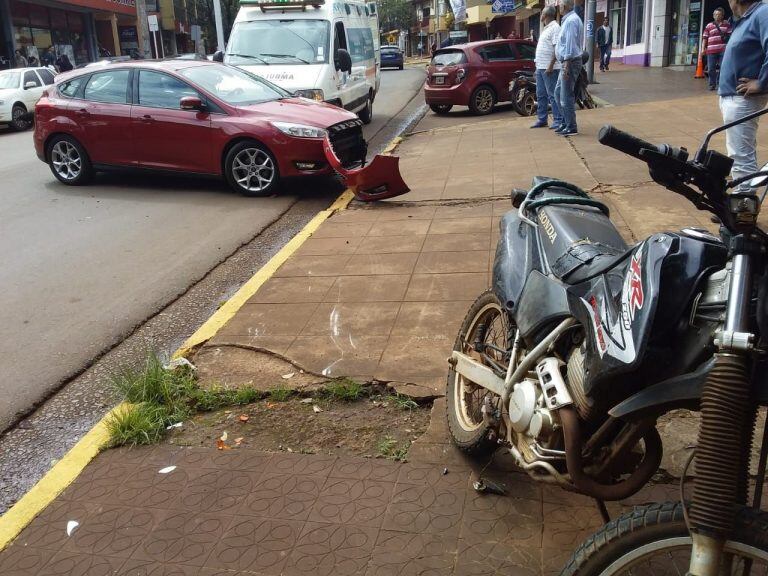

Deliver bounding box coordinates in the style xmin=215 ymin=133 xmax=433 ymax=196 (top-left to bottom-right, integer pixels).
xmin=560 ymin=502 xmax=768 ymax=576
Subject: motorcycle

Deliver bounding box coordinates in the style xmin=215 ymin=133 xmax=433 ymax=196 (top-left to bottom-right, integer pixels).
xmin=509 ymin=52 xmax=597 ymax=117
xmin=446 ymin=108 xmax=768 ymax=574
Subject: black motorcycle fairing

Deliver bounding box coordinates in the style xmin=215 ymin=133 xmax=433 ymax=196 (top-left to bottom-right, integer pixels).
xmin=515 ymin=270 xmax=570 ymax=341
xmin=493 ymin=211 xmax=543 ymax=314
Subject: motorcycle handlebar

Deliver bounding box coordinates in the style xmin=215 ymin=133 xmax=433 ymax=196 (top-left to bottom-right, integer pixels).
xmin=598 ymin=125 xmax=659 ymax=161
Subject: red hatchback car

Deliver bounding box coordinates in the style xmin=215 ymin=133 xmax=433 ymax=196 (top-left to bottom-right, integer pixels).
xmin=34 ymin=60 xmax=372 ymax=196
xmin=424 ymin=39 xmax=536 ymax=115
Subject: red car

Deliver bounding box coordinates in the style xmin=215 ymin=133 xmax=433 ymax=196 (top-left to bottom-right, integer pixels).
xmin=34 ymin=60 xmax=389 ymax=197
xmin=424 ymin=39 xmax=536 ymax=116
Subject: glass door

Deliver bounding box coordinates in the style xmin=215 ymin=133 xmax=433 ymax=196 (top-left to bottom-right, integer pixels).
xmin=609 ymin=0 xmax=626 ymax=47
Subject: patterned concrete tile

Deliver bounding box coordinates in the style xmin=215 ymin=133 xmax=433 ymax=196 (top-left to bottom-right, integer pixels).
xmin=269 ymin=453 xmax=337 ymax=477
xmin=328 ymin=457 xmax=401 ymax=483
xmin=12 ymin=499 xmax=95 ymax=552
xmin=0 ymin=545 xmax=52 ymax=576
xmin=382 ymin=483 xmax=465 ymax=536
xmin=241 ymin=473 xmax=324 ymax=521
xmin=541 ymin=503 xmax=604 ymax=551
xmin=172 ymin=470 xmax=255 ymax=515
xmin=206 ymin=448 xmax=272 ymax=474
xmin=57 ymin=460 xmax=136 ymax=503
xmin=64 ymin=505 xmax=158 ymax=558
xmin=39 ymin=552 xmax=126 ymax=576
xmin=132 ymin=511 xmax=231 ymax=567
xmin=453 ymin=538 xmax=539 ymax=576
xmin=114 ymin=465 xmax=195 ymax=510
xmin=366 ymin=531 xmax=458 ymax=576
xmin=461 ymin=491 xmax=542 ymax=546
xmin=116 ymin=559 xmax=200 ymax=576
xmin=206 ymin=517 xmax=302 ymax=574
xmin=309 ymin=478 xmax=394 ymax=527
xmin=284 ymin=522 xmax=378 ymax=576
xmin=395 ymin=462 xmax=471 ymax=489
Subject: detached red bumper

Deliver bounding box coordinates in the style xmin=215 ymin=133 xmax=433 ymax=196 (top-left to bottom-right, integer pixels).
xmin=323 ymin=137 xmax=410 ymax=201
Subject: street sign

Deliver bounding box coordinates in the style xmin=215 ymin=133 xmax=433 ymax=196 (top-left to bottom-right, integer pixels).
xmin=148 ymin=14 xmax=159 ymax=32
xmin=492 ymin=0 xmax=515 ymax=14
xmin=449 ymin=30 xmax=468 ymax=38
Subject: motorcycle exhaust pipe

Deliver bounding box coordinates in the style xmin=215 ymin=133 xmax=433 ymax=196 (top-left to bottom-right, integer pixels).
xmin=559 ymin=407 xmax=662 ymax=501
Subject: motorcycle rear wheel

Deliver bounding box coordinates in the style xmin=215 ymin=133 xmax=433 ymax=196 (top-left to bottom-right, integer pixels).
xmin=446 ymin=290 xmax=510 ymax=455
xmin=560 ymin=501 xmax=768 ymax=576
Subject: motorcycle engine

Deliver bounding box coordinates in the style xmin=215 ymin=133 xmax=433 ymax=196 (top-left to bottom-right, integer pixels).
xmin=566 ymin=346 xmax=596 ymax=421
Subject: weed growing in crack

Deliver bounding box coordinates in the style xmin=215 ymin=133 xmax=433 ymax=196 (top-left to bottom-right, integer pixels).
xmin=268 ymin=385 xmax=293 ymax=402
xmin=377 ymin=435 xmax=410 ymax=461
xmin=390 ymin=394 xmax=419 ymax=410
xmin=106 ymin=403 xmax=172 ymax=446
xmin=325 ymin=378 xmax=365 ymax=402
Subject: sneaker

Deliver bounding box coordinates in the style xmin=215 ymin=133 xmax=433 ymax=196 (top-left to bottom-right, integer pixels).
xmin=530 ymin=122 xmax=547 ymax=128
xmin=709 ymin=85 xmax=716 ymax=91
xmin=554 ymin=126 xmax=568 ymax=134
xmin=549 ymin=124 xmax=562 ymax=131
xmin=560 ymin=128 xmax=578 ymax=136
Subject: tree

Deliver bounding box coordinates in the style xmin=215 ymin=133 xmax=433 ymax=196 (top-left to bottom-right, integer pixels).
xmin=378 ymin=0 xmax=414 ymax=32
xmin=193 ymin=0 xmax=239 ymax=50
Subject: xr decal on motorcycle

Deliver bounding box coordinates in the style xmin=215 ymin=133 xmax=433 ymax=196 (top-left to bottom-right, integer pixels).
xmin=582 ymin=244 xmax=645 ymax=363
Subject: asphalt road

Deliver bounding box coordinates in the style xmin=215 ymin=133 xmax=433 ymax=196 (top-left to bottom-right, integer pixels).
xmin=0 ymin=66 xmax=427 ymax=433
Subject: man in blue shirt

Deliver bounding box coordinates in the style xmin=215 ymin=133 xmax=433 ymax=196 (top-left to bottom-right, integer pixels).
xmin=719 ymin=0 xmax=768 ymax=190
xmin=554 ymin=0 xmax=584 ymax=136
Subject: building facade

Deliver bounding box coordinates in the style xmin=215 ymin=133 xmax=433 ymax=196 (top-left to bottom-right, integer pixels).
xmin=1 ymin=0 xmax=140 ymax=68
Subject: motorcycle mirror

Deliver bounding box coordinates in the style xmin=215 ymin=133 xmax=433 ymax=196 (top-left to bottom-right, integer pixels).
xmin=749 ymin=161 xmax=768 ymax=189
xmin=511 ymin=189 xmax=527 ymax=207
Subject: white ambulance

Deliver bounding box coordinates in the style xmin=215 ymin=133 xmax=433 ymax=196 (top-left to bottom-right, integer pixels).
xmin=221 ymin=0 xmax=381 ymax=124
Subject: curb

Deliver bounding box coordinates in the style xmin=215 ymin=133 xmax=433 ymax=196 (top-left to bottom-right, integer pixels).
xmin=0 ymin=136 xmax=407 ymax=550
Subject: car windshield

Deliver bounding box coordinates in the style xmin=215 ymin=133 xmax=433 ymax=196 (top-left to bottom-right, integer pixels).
xmin=179 ymin=64 xmax=290 ymax=105
xmin=0 ymin=72 xmax=20 ymax=89
xmin=225 ymin=19 xmax=330 ymax=65
xmin=432 ymin=50 xmax=466 ymax=66
xmin=381 ymin=47 xmax=399 ymax=53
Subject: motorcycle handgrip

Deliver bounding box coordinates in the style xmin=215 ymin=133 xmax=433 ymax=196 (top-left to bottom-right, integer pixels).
xmin=598 ymin=125 xmax=658 ymax=161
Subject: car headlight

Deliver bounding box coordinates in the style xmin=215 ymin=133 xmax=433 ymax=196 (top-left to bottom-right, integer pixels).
xmin=271 ymin=121 xmax=327 ymax=139
xmin=293 ymin=89 xmax=324 ymax=102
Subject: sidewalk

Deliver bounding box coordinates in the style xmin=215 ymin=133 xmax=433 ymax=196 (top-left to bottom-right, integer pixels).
xmin=3 ymin=88 xmax=768 ymax=575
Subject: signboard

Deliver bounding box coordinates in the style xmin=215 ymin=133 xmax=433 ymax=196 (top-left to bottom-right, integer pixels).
xmin=450 ymin=30 xmax=468 ymax=38
xmin=586 ymin=18 xmax=594 ymax=38
xmin=596 ymin=0 xmax=607 ymax=12
xmin=447 ymin=0 xmax=467 ymax=22
xmin=148 ymin=14 xmax=159 ymax=32
xmin=388 ymin=34 xmax=396 ymax=43
xmin=56 ymin=0 xmax=136 ymax=16
xmin=492 ymin=0 xmax=516 ymax=14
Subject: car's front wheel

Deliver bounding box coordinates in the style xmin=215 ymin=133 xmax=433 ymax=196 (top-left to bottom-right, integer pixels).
xmin=47 ymin=135 xmax=93 ymax=185
xmin=359 ymin=94 xmax=373 ymax=125
xmin=10 ymin=104 xmax=30 ymax=131
xmin=224 ymin=140 xmax=280 ymax=197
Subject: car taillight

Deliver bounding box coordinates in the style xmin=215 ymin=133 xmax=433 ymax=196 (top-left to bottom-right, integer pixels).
xmin=455 ymin=69 xmax=466 ymax=84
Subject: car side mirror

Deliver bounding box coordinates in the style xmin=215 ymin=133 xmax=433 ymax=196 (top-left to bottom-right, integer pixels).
xmin=180 ymin=96 xmax=204 ymax=111
xmin=334 ymin=48 xmax=352 ymax=73
xmin=24 ymin=81 xmax=37 ymax=89
xmin=212 ymin=51 xmax=224 ymax=63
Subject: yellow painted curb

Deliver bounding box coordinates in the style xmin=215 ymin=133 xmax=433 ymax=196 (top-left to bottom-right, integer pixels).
xmin=0 ymin=403 xmax=122 ymax=550
xmin=0 ymin=134 xmax=407 ymax=549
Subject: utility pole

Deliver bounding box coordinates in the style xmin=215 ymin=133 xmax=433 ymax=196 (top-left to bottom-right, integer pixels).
xmin=585 ymin=0 xmax=596 ymax=83
xmin=213 ymin=0 xmax=226 ymax=52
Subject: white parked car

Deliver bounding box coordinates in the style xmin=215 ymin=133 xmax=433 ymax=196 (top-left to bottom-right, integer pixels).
xmin=0 ymin=67 xmax=56 ymax=131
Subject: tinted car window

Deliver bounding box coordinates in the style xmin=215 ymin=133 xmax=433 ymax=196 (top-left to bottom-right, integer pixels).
xmin=381 ymin=47 xmax=399 ymax=53
xmin=516 ymin=43 xmax=536 ymax=60
xmin=179 ymin=65 xmax=288 ymax=105
xmin=59 ymin=76 xmax=86 ymax=98
xmin=481 ymin=43 xmax=516 ymax=62
xmin=432 ymin=50 xmax=467 ymax=66
xmin=84 ymin=70 xmax=130 ymax=104
xmin=139 ymin=70 xmax=199 ymax=109
xmin=37 ymin=69 xmax=55 ymax=85
xmin=23 ymin=70 xmax=41 ymax=88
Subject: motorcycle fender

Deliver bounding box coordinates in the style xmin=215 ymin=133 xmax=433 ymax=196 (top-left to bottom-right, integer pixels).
xmin=323 ymin=137 xmax=410 ymax=201
xmin=608 ymin=359 xmax=714 ymax=420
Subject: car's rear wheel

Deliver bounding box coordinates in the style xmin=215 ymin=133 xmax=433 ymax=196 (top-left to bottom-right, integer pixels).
xmin=429 ymin=104 xmax=453 ymax=115
xmin=359 ymin=94 xmax=373 ymax=124
xmin=398 ymin=64 xmax=404 ymax=70
xmin=469 ymin=85 xmax=496 ymax=115
xmin=224 ymin=140 xmax=280 ymax=197
xmin=10 ymin=104 xmax=30 ymax=131
xmin=47 ymin=135 xmax=93 ymax=185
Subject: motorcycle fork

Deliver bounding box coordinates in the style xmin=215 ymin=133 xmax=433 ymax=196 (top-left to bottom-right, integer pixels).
xmin=688 ymin=251 xmax=757 ymax=576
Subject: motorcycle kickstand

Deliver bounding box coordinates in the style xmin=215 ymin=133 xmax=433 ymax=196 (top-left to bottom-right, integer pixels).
xmin=594 ymin=498 xmax=610 ymax=524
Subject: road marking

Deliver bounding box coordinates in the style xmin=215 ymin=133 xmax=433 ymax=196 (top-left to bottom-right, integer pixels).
xmin=0 ymin=137 xmax=404 ymax=550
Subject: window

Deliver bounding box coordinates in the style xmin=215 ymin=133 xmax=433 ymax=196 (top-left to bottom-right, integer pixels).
xmin=0 ymin=72 xmax=20 ymax=90
xmin=83 ymin=70 xmax=130 ymax=104
xmin=347 ymin=28 xmax=375 ymax=63
xmin=226 ymin=19 xmax=331 ymax=65
xmin=432 ymin=50 xmax=467 ymax=66
xmin=58 ymin=76 xmax=85 ymax=97
xmin=37 ymin=68 xmax=55 ymax=85
xmin=139 ymin=70 xmax=199 ymax=109
xmin=516 ymin=43 xmax=536 ymax=60
xmin=179 ymin=65 xmax=288 ymax=105
xmin=23 ymin=70 xmax=41 ymax=88
xmin=630 ymin=0 xmax=644 ymax=44
xmin=481 ymin=43 xmax=515 ymax=62
xmin=610 ymin=0 xmax=626 ymax=46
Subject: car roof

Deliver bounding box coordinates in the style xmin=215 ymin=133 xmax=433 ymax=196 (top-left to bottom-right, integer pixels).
xmin=437 ymin=39 xmax=534 ymax=52
xmin=54 ymin=59 xmax=220 ymax=83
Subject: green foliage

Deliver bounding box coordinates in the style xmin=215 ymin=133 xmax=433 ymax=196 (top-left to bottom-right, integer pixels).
xmin=105 ymin=403 xmax=170 ymax=447
xmin=190 ymin=385 xmax=261 ymax=412
xmin=378 ymin=0 xmax=414 ymax=34
xmin=268 ymin=385 xmax=293 ymax=402
xmin=325 ymin=378 xmax=365 ymax=402
xmin=377 ymin=435 xmax=410 ymax=461
xmin=390 ymin=394 xmax=419 ymax=410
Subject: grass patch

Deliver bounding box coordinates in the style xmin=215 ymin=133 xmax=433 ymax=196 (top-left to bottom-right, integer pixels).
xmin=106 ymin=403 xmax=171 ymax=447
xmin=390 ymin=394 xmax=419 ymax=410
xmin=190 ymin=385 xmax=261 ymax=412
xmin=377 ymin=435 xmax=410 ymax=461
xmin=325 ymin=378 xmax=365 ymax=402
xmin=268 ymin=385 xmax=293 ymax=402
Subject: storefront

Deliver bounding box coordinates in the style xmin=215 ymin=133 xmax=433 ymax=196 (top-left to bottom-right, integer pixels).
xmin=0 ymin=0 xmax=137 ymax=68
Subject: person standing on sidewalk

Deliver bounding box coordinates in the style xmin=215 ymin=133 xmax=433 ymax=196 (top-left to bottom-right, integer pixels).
xmin=596 ymin=17 xmax=613 ymax=71
xmin=554 ymin=0 xmax=584 ymax=136
xmin=702 ymin=8 xmax=732 ymax=91
xmin=531 ymin=6 xmax=563 ymax=130
xmin=719 ymin=0 xmax=768 ymax=191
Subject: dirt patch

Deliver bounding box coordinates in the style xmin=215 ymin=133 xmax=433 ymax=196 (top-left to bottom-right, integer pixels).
xmin=165 ymin=392 xmax=432 ymax=459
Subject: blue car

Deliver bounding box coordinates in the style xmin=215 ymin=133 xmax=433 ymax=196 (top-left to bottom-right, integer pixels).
xmin=381 ymin=45 xmax=404 ymax=70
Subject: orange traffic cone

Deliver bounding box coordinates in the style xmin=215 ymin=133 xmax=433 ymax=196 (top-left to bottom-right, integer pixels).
xmin=695 ymin=53 xmax=705 ymax=79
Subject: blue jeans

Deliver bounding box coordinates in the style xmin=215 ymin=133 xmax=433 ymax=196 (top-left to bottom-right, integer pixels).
xmin=707 ymin=52 xmax=723 ymax=89
xmin=720 ymin=94 xmax=768 ymax=191
xmin=555 ymin=57 xmax=582 ymax=131
xmin=599 ymin=45 xmax=611 ymax=70
xmin=535 ymin=68 xmax=563 ymax=126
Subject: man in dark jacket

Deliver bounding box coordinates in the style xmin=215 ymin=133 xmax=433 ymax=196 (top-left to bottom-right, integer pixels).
xmin=596 ymin=17 xmax=613 ymax=71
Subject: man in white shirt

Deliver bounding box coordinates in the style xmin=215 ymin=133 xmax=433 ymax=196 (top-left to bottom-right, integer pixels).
xmin=531 ymin=5 xmax=563 ymax=129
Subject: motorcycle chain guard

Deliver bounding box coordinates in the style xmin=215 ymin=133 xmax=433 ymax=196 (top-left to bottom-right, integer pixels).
xmin=323 ymin=136 xmax=410 ymax=201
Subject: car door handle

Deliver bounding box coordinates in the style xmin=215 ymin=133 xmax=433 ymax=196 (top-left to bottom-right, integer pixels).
xmin=139 ymin=114 xmax=153 ymax=123
xmin=75 ymin=108 xmax=89 ymax=117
